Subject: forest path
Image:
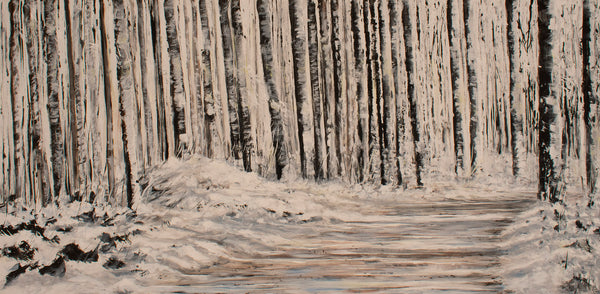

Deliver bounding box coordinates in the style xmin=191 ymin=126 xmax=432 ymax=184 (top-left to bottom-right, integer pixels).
xmin=143 ymin=187 xmax=537 ymax=293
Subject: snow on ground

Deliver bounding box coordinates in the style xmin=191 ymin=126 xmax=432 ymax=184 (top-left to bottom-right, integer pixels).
xmin=0 ymin=156 xmax=597 ymax=293
xmin=501 ymin=193 xmax=600 ymax=293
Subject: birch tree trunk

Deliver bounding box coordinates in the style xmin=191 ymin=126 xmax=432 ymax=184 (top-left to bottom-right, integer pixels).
xmin=319 ymin=0 xmax=337 ymax=179
xmin=44 ymin=0 xmax=65 ymax=203
xmin=257 ymin=0 xmax=287 ymax=179
xmin=582 ymin=0 xmax=599 ymax=199
xmin=506 ymin=0 xmax=524 ymax=177
xmin=447 ymin=0 xmax=469 ymax=176
xmin=289 ymin=0 xmax=314 ymax=179
xmin=308 ymin=0 xmax=326 ymax=180
xmin=464 ymin=0 xmax=478 ymax=176
xmin=538 ymin=0 xmax=560 ymax=202
xmin=378 ymin=0 xmax=397 ymax=185
xmin=402 ymin=1 xmax=423 ymax=186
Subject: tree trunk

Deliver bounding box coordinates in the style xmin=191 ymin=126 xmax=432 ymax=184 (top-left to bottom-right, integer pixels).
xmin=378 ymin=0 xmax=397 ymax=185
xmin=506 ymin=0 xmax=523 ymax=177
xmin=351 ymin=0 xmax=369 ymax=182
xmin=388 ymin=0 xmax=404 ymax=185
xmin=83 ymin=0 xmax=108 ymax=202
xmin=63 ymin=0 xmax=83 ymax=200
xmin=289 ymin=0 xmax=314 ymax=179
xmin=308 ymin=0 xmax=326 ymax=180
xmin=363 ymin=0 xmax=382 ymax=183
xmin=402 ymin=1 xmax=423 ymax=186
xmin=113 ymin=0 xmax=137 ymax=208
xmin=230 ymin=0 xmax=253 ymax=172
xmin=330 ymin=0 xmax=344 ymax=178
xmin=9 ymin=1 xmax=25 ymax=204
xmin=150 ymin=0 xmax=173 ymax=160
xmin=23 ymin=0 xmax=50 ymax=207
xmin=447 ymin=0 xmax=464 ymax=176
xmin=582 ymin=0 xmax=597 ymax=198
xmin=101 ymin=0 xmax=129 ymax=205
xmin=164 ymin=0 xmax=187 ymax=156
xmin=319 ymin=0 xmax=337 ymax=179
xmin=257 ymin=0 xmax=287 ymax=179
xmin=198 ymin=0 xmax=221 ymax=158
xmin=219 ymin=0 xmax=242 ymax=162
xmin=537 ymin=0 xmax=559 ymax=202
xmin=44 ymin=0 xmax=64 ymax=203
xmin=138 ymin=0 xmax=159 ymax=166
xmin=464 ymin=0 xmax=478 ymax=176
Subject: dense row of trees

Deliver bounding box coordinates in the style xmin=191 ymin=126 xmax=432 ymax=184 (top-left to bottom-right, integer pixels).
xmin=0 ymin=0 xmax=598 ymax=207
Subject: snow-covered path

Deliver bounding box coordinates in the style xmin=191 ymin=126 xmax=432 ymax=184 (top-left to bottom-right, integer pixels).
xmin=1 ymin=158 xmax=539 ymax=293
xmin=110 ymin=158 xmax=536 ymax=293
xmin=141 ymin=196 xmax=535 ymax=293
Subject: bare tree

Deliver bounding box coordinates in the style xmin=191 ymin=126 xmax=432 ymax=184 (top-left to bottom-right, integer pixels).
xmin=537 ymin=0 xmax=559 ymax=202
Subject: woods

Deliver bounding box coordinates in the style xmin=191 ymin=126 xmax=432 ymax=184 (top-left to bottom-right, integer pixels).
xmin=0 ymin=0 xmax=598 ymax=207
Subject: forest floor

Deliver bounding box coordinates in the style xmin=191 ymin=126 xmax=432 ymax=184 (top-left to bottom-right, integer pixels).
xmin=0 ymin=156 xmax=598 ymax=293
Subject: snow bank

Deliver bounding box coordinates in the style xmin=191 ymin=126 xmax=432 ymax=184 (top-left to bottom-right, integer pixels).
xmin=501 ymin=195 xmax=600 ymax=293
xmin=1 ymin=156 xmax=591 ymax=293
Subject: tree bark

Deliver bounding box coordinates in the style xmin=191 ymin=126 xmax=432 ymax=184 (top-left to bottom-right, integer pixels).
xmin=257 ymin=0 xmax=287 ymax=179
xmin=9 ymin=1 xmax=25 ymax=204
xmin=198 ymin=0 xmax=221 ymax=158
xmin=331 ymin=0 xmax=344 ymax=178
xmin=64 ymin=0 xmax=83 ymax=200
xmin=319 ymin=0 xmax=336 ymax=179
xmin=113 ymin=0 xmax=136 ymax=208
xmin=351 ymin=0 xmax=369 ymax=182
xmin=44 ymin=0 xmax=64 ymax=203
xmin=388 ymin=0 xmax=404 ymax=185
xmin=464 ymin=0 xmax=478 ymax=176
xmin=289 ymin=0 xmax=314 ymax=179
xmin=402 ymin=1 xmax=423 ymax=186
xmin=506 ymin=0 xmax=523 ymax=177
xmin=582 ymin=0 xmax=597 ymax=197
xmin=447 ymin=0 xmax=464 ymax=175
xmin=308 ymin=0 xmax=326 ymax=180
xmin=230 ymin=0 xmax=253 ymax=172
xmin=164 ymin=0 xmax=187 ymax=156
xmin=378 ymin=0 xmax=397 ymax=185
xmin=23 ymin=0 xmax=50 ymax=206
xmin=537 ymin=0 xmax=558 ymax=202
